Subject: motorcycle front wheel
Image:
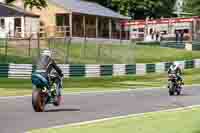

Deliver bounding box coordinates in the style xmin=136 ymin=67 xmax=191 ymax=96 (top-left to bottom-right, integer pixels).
xmin=32 ymin=89 xmax=46 ymax=112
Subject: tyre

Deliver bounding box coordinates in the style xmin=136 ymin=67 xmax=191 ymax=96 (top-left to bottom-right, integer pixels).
xmin=177 ymin=90 xmax=181 ymax=96
xmin=53 ymin=95 xmax=62 ymax=106
xmin=168 ymin=82 xmax=175 ymax=96
xmin=169 ymin=91 xmax=174 ymax=96
xmin=32 ymin=90 xmax=45 ymax=112
xmin=176 ymin=87 xmax=181 ymax=96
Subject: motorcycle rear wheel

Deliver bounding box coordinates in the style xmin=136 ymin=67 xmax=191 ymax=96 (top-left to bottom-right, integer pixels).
xmin=32 ymin=90 xmax=45 ymax=112
xmin=177 ymin=90 xmax=181 ymax=95
xmin=51 ymin=83 xmax=62 ymax=106
xmin=176 ymin=86 xmax=181 ymax=96
xmin=169 ymin=91 xmax=174 ymax=96
xmin=53 ymin=95 xmax=62 ymax=106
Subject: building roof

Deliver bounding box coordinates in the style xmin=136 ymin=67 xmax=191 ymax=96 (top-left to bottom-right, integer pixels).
xmin=49 ymin=0 xmax=130 ymax=20
xmin=0 ymin=3 xmax=39 ymax=17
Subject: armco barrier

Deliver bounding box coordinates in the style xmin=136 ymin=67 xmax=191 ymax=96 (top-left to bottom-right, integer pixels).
xmin=1 ymin=59 xmax=199 ymax=79
xmin=0 ymin=64 xmax=9 ymax=78
xmin=160 ymin=42 xmax=186 ymax=49
xmin=161 ymin=41 xmax=200 ymax=51
xmin=192 ymin=42 xmax=200 ymax=51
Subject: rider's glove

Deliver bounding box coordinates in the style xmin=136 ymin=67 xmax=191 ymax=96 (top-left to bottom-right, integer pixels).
xmin=60 ymin=73 xmax=64 ymax=78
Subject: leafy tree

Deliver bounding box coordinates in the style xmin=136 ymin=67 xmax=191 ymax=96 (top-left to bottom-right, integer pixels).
xmin=184 ymin=0 xmax=200 ymax=15
xmin=6 ymin=0 xmax=47 ymax=9
xmin=86 ymin=0 xmax=176 ymax=19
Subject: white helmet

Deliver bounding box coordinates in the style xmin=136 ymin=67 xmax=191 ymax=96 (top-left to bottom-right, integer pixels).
xmin=41 ymin=49 xmax=52 ymax=57
xmin=172 ymin=62 xmax=180 ymax=69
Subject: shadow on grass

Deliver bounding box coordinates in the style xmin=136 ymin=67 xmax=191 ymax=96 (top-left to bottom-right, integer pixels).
xmin=193 ymin=130 xmax=200 ymax=133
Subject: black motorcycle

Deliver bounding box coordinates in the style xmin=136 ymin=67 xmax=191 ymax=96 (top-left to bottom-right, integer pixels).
xmin=168 ymin=74 xmax=182 ymax=96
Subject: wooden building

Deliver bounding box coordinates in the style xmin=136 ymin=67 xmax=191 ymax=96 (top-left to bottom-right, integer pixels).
xmin=12 ymin=0 xmax=130 ymax=40
xmin=0 ymin=2 xmax=39 ymax=38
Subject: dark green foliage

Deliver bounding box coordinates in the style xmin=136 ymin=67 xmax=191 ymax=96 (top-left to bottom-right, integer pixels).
xmin=86 ymin=0 xmax=176 ymax=19
xmin=184 ymin=0 xmax=200 ymax=16
xmin=6 ymin=0 xmax=47 ymax=9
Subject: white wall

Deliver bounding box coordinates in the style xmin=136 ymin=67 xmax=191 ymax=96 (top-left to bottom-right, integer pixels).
xmin=0 ymin=16 xmax=39 ymax=38
xmin=25 ymin=17 xmax=40 ymax=38
xmin=21 ymin=17 xmax=25 ymax=37
xmin=0 ymin=17 xmax=14 ymax=38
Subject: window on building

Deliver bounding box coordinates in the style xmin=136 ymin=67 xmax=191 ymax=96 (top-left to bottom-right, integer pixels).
xmin=138 ymin=28 xmax=144 ymax=32
xmin=132 ymin=29 xmax=137 ymax=32
xmin=56 ymin=15 xmax=64 ymax=26
xmin=184 ymin=29 xmax=189 ymax=33
xmin=56 ymin=15 xmax=68 ymax=26
xmin=14 ymin=18 xmax=21 ymax=32
xmin=0 ymin=18 xmax=5 ymax=29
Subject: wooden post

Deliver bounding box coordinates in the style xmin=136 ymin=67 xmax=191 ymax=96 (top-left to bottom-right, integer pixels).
xmin=96 ymin=16 xmax=98 ymax=38
xmin=83 ymin=15 xmax=86 ymax=38
xmin=28 ymin=35 xmax=32 ymax=56
xmin=120 ymin=21 xmax=122 ymax=44
xmin=128 ymin=20 xmax=131 ymax=40
xmin=69 ymin=13 xmax=73 ymax=39
xmin=37 ymin=32 xmax=40 ymax=58
xmin=5 ymin=35 xmax=8 ymax=58
xmin=193 ymin=19 xmax=196 ymax=40
xmin=64 ymin=35 xmax=68 ymax=64
xmin=82 ymin=15 xmax=87 ymax=57
xmin=66 ymin=38 xmax=71 ymax=63
xmin=109 ymin=18 xmax=112 ymax=39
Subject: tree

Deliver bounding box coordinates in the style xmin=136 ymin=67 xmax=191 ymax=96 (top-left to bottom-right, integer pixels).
xmin=86 ymin=0 xmax=176 ymax=19
xmin=184 ymin=0 xmax=200 ymax=15
xmin=6 ymin=0 xmax=47 ymax=9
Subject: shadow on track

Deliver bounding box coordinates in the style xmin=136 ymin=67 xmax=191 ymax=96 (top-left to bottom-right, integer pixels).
xmin=45 ymin=108 xmax=80 ymax=112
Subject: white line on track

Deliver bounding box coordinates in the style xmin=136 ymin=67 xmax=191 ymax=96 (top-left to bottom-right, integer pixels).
xmin=0 ymin=84 xmax=199 ymax=100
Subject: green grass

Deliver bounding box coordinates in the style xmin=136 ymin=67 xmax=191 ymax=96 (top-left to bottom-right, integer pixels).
xmin=0 ymin=47 xmax=37 ymax=64
xmin=135 ymin=45 xmax=194 ymax=63
xmin=0 ymin=68 xmax=197 ymax=96
xmin=0 ymin=43 xmax=198 ymax=64
xmin=31 ymin=107 xmax=200 ymax=133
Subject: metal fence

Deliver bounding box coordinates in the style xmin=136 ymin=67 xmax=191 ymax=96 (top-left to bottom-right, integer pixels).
xmin=0 ymin=35 xmax=135 ymax=65
xmin=47 ymin=37 xmax=135 ymax=64
xmin=0 ymin=36 xmax=44 ymax=64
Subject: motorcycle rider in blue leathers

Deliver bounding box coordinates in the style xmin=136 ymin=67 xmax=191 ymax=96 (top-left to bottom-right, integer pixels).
xmin=36 ymin=49 xmax=64 ymax=103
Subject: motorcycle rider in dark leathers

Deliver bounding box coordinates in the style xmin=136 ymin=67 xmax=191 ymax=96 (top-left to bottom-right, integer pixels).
xmin=35 ymin=49 xmax=64 ymax=102
xmin=167 ymin=62 xmax=184 ymax=86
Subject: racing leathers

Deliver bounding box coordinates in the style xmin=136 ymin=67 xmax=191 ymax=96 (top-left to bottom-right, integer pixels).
xmin=167 ymin=65 xmax=184 ymax=85
xmin=36 ymin=55 xmax=64 ymax=96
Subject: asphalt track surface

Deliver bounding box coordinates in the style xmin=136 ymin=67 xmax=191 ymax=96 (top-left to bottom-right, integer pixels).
xmin=0 ymin=86 xmax=200 ymax=133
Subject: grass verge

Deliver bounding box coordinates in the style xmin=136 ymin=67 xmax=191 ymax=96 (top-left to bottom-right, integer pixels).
xmin=31 ymin=107 xmax=200 ymax=133
xmin=0 ymin=68 xmax=197 ymax=97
